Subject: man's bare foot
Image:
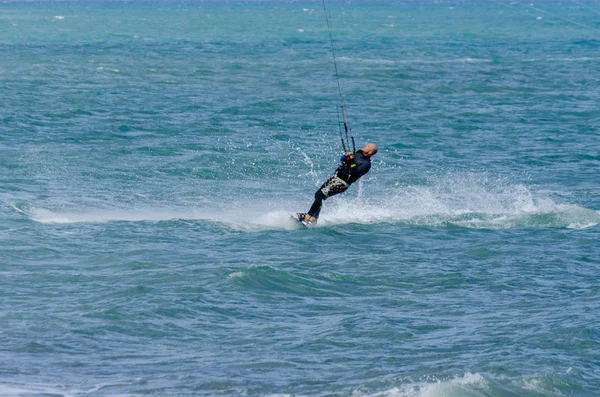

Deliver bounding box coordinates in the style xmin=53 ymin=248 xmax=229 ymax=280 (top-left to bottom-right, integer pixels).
xmin=296 ymin=213 xmax=317 ymax=225
xmin=304 ymin=215 xmax=317 ymax=224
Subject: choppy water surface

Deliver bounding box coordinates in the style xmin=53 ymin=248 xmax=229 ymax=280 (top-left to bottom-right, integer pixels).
xmin=1 ymin=1 xmax=599 ymax=396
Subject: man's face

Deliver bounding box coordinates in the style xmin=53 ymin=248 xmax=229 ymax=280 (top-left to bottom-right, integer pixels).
xmin=362 ymin=144 xmax=377 ymax=157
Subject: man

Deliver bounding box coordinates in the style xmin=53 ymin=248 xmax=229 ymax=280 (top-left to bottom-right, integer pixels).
xmin=297 ymin=143 xmax=378 ymax=225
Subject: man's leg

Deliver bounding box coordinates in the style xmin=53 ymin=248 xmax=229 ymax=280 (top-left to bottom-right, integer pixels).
xmin=307 ymin=190 xmax=326 ymax=221
xmin=304 ymin=176 xmax=348 ymax=224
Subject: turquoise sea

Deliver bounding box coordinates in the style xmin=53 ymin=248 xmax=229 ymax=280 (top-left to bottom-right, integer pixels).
xmin=1 ymin=1 xmax=599 ymax=396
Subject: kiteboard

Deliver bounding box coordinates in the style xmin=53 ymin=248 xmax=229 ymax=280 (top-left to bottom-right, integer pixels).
xmin=291 ymin=213 xmax=312 ymax=228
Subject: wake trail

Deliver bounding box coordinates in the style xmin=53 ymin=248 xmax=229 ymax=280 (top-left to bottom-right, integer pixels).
xmin=10 ymin=175 xmax=599 ymax=230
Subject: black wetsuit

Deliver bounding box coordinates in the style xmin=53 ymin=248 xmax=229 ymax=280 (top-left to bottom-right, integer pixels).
xmin=308 ymin=150 xmax=372 ymax=219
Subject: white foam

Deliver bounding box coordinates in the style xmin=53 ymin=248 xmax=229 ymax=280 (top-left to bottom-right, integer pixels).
xmin=19 ymin=175 xmax=599 ymax=231
xmin=520 ymin=377 xmax=543 ymax=392
xmin=336 ymin=56 xmax=492 ymax=65
xmin=547 ymin=57 xmax=600 ymax=62
xmin=316 ymin=175 xmax=599 ymax=230
xmin=0 ymin=382 xmax=76 ymax=397
xmin=352 ymin=373 xmax=488 ymax=397
xmin=0 ymin=382 xmax=141 ymax=397
xmin=510 ymin=374 xmax=570 ymax=396
xmin=29 ymin=207 xmax=202 ymax=224
xmin=96 ymin=66 xmax=120 ymax=73
xmin=522 ymin=57 xmax=600 ymax=63
xmin=243 ymin=210 xmax=302 ymax=231
xmin=26 ymin=205 xmax=303 ymax=232
xmin=228 ymin=271 xmax=244 ymax=279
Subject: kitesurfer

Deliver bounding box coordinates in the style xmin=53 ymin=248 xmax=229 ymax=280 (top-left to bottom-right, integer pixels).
xmin=297 ymin=143 xmax=378 ymax=225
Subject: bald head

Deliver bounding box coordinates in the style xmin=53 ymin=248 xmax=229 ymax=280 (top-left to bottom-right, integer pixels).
xmin=362 ymin=143 xmax=378 ymax=158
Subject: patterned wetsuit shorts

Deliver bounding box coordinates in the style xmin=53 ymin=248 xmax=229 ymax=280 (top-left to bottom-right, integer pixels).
xmin=319 ymin=175 xmax=350 ymax=198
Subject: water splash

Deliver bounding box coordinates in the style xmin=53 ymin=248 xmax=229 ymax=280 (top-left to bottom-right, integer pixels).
xmin=12 ymin=174 xmax=599 ymax=230
xmin=322 ymin=175 xmax=599 ymax=230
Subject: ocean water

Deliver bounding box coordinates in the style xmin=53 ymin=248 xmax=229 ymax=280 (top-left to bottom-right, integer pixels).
xmin=1 ymin=1 xmax=600 ymax=396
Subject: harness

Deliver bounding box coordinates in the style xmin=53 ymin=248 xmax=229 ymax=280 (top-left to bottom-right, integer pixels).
xmin=336 ymin=151 xmax=361 ymax=183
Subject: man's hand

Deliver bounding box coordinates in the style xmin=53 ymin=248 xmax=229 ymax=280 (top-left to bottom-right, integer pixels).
xmin=345 ymin=152 xmax=354 ymax=159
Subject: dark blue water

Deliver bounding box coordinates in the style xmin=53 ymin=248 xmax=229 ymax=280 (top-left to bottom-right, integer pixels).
xmin=1 ymin=1 xmax=599 ymax=396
